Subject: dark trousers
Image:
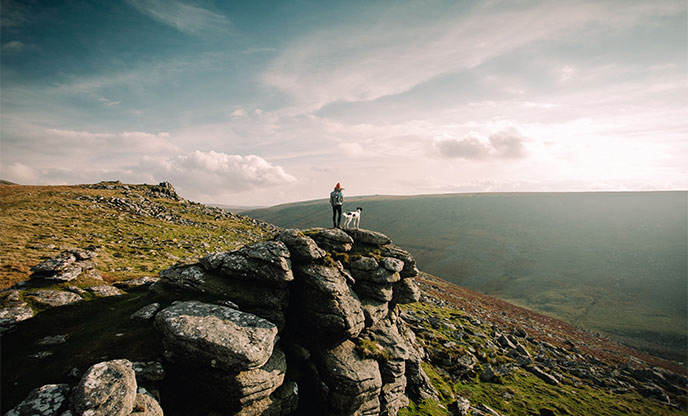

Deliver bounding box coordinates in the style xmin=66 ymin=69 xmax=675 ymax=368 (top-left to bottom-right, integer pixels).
xmin=332 ymin=205 xmax=342 ymax=227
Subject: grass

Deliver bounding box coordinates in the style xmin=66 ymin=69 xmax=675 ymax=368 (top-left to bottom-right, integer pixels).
xmin=397 ymin=301 xmax=685 ymax=416
xmin=0 ymin=184 xmax=273 ymax=291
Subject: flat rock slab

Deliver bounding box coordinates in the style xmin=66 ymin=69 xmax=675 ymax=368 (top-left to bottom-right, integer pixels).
xmin=114 ymin=276 xmax=160 ymax=289
xmin=25 ymin=290 xmax=82 ymax=308
xmin=72 ymin=359 xmax=138 ymax=416
xmin=0 ymin=304 xmax=34 ymax=333
xmin=88 ymin=285 xmax=122 ymax=297
xmin=130 ymin=303 xmax=160 ymax=320
xmin=345 ymin=229 xmax=392 ymax=246
xmin=5 ymin=383 xmax=71 ymax=416
xmin=156 ymin=301 xmax=278 ymax=371
xmin=200 ymin=241 xmax=293 ymax=283
xmin=305 ymin=228 xmax=354 ymax=252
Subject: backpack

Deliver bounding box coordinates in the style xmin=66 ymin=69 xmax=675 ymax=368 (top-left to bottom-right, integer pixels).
xmin=330 ymin=190 xmax=343 ymax=206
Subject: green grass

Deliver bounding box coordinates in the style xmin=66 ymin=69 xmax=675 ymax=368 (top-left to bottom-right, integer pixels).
xmin=0 ymin=184 xmax=273 ymax=290
xmin=244 ymin=192 xmax=688 ymax=361
xmin=397 ymin=302 xmax=684 ymax=416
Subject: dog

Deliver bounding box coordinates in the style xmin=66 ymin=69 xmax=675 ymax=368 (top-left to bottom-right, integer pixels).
xmin=342 ymin=207 xmax=363 ymax=229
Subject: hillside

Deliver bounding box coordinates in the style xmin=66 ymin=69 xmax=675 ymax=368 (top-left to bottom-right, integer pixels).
xmin=1 ymin=183 xmax=686 ymax=415
xmin=243 ymin=192 xmax=688 ymax=362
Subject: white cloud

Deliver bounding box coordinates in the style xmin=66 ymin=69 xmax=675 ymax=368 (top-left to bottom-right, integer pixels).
xmin=434 ymin=128 xmax=528 ymax=159
xmin=559 ymin=65 xmax=575 ymax=82
xmin=229 ymin=108 xmax=249 ymax=119
xmin=125 ymin=0 xmax=231 ymax=34
xmin=98 ymin=97 xmax=121 ymax=106
xmin=142 ymin=151 xmax=297 ymax=193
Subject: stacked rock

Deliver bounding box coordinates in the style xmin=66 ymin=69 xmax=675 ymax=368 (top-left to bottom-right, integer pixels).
xmin=151 ymin=227 xmax=430 ymax=415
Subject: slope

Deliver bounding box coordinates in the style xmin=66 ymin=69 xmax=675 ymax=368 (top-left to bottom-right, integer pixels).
xmin=244 ymin=192 xmax=688 ymax=361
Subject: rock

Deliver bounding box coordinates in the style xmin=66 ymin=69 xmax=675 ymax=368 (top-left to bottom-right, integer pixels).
xmin=363 ymin=317 xmax=413 ymax=361
xmin=360 ymin=298 xmax=389 ymax=328
xmin=380 ymin=257 xmax=404 ymax=273
xmin=275 ymin=229 xmax=326 ymax=262
xmin=344 ymin=229 xmax=392 ymax=245
xmin=114 ymin=276 xmax=160 ymax=289
xmin=88 ymin=285 xmax=122 ymax=297
xmin=0 ymin=303 xmax=34 ymax=333
xmin=272 ymin=381 xmax=299 ymax=416
xmin=233 ymin=347 xmax=287 ymax=404
xmin=25 ymin=290 xmax=81 ymax=308
xmin=36 ymin=335 xmax=68 ymax=345
xmin=350 ymin=257 xmax=401 ymax=284
xmin=307 ymin=228 xmax=355 ymax=252
xmin=200 ymin=241 xmax=293 ymax=284
xmin=355 ymin=281 xmax=394 ymax=303
xmin=392 ymin=278 xmax=420 ymax=304
xmin=30 ymin=249 xmax=97 ymax=282
xmin=132 ymin=361 xmax=166 ymax=382
xmin=159 ymin=263 xmax=289 ymax=329
xmin=497 ymin=333 xmax=517 ymax=350
xmin=405 ymin=357 xmax=439 ymax=402
xmin=129 ymin=392 xmax=164 ymax=416
xmin=4 ymin=384 xmax=70 ymax=416
xmin=156 ymin=301 xmax=278 ymax=371
xmin=72 ymin=359 xmax=138 ymax=416
xmin=526 ymin=365 xmax=560 ymax=386
xmin=473 ymin=403 xmax=503 ymax=416
xmin=378 ymin=245 xmax=419 ymax=278
xmin=480 ymin=364 xmax=513 ymax=382
xmin=130 ymin=303 xmax=160 ymax=320
xmin=293 ymin=263 xmax=365 ymax=341
xmin=450 ymin=396 xmax=471 ymax=416
xmin=317 ymin=340 xmax=382 ymax=415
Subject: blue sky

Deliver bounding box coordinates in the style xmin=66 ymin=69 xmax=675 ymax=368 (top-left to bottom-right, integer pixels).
xmin=1 ymin=0 xmax=686 ymax=205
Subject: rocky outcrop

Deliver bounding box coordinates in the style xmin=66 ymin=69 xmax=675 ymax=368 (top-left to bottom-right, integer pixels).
xmin=29 ymin=249 xmax=100 ymax=282
xmin=147 ymin=228 xmax=429 ymax=414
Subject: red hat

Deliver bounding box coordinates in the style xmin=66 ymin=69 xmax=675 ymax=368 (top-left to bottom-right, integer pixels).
xmin=335 ymin=183 xmax=341 ymax=190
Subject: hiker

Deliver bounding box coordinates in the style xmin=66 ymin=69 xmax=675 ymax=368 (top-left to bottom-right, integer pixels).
xmin=330 ymin=183 xmax=344 ymax=228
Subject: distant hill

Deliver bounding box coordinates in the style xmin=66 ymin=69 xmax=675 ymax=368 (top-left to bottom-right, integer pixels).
xmin=244 ymin=192 xmax=688 ymax=361
xmin=0 ymin=179 xmax=18 ymax=185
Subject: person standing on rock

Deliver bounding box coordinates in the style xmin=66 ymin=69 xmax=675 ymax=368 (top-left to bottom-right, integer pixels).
xmin=330 ymin=183 xmax=344 ymax=228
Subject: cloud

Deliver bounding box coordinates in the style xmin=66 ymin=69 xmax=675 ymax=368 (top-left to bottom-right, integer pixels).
xmin=98 ymin=97 xmax=121 ymax=106
xmin=1 ymin=162 xmax=39 ymax=184
xmin=434 ymin=128 xmax=528 ymax=159
xmin=229 ymin=108 xmax=249 ymax=119
xmin=1 ymin=40 xmax=25 ymax=53
xmin=262 ymin=1 xmax=683 ymax=113
xmin=125 ymin=0 xmax=231 ymax=34
xmin=142 ymin=151 xmax=297 ymax=193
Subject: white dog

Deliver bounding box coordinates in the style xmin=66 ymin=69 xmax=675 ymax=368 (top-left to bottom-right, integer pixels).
xmin=342 ymin=207 xmax=363 ymax=229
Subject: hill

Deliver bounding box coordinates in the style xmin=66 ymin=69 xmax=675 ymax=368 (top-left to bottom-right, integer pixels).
xmin=1 ymin=183 xmax=686 ymax=415
xmin=243 ymin=192 xmax=688 ymax=362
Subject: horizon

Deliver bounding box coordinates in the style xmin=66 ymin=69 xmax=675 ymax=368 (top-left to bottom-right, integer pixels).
xmin=2 ymin=0 xmax=687 ymax=206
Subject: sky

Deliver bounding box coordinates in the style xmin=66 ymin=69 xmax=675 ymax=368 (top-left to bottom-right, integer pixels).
xmin=1 ymin=0 xmax=686 ymax=206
